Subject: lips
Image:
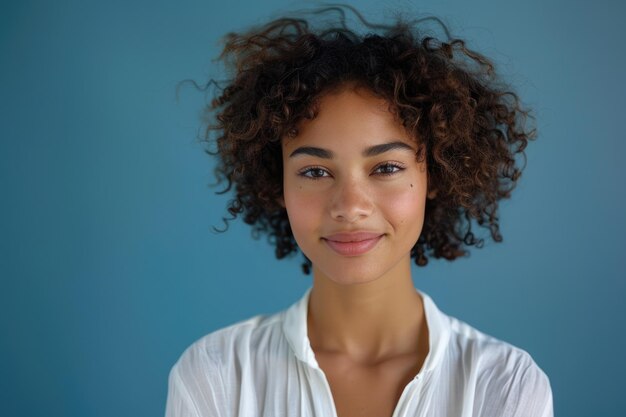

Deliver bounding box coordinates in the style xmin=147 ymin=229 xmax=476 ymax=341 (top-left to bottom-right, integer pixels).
xmin=322 ymin=232 xmax=384 ymax=256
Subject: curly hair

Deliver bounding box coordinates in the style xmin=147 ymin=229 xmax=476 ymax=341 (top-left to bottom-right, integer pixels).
xmin=200 ymin=5 xmax=536 ymax=274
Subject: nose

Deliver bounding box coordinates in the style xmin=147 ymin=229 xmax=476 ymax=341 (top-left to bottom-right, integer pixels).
xmin=329 ymin=176 xmax=374 ymax=222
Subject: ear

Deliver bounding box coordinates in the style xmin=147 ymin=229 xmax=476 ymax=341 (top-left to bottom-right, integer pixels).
xmin=277 ymin=195 xmax=286 ymax=208
xmin=427 ymin=189 xmax=438 ymax=200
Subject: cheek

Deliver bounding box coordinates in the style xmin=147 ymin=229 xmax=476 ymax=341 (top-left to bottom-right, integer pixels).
xmin=283 ymin=184 xmax=322 ymax=234
xmin=379 ymin=182 xmax=427 ymax=228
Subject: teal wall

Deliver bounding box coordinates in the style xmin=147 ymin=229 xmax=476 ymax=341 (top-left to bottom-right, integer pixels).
xmin=1 ymin=0 xmax=624 ymax=416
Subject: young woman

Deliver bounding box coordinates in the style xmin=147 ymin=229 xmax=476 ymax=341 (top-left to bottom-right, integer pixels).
xmin=166 ymin=5 xmax=553 ymax=417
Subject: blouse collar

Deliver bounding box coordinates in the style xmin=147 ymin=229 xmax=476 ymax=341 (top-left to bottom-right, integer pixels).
xmin=281 ymin=286 xmax=451 ymax=376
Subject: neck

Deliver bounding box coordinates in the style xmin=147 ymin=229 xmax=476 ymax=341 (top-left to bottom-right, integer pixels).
xmin=307 ymin=256 xmax=427 ymax=364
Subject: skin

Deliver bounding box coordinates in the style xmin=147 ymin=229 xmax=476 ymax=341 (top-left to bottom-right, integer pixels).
xmin=280 ymin=83 xmax=433 ymax=416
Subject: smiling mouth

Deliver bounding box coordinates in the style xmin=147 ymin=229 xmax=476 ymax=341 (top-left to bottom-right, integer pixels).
xmin=322 ymin=235 xmax=383 ymax=256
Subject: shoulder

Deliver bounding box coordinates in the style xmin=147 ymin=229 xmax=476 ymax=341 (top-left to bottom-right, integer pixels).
xmin=171 ymin=311 xmax=284 ymax=382
xmin=444 ymin=315 xmax=553 ymax=417
xmin=165 ymin=311 xmax=286 ymax=417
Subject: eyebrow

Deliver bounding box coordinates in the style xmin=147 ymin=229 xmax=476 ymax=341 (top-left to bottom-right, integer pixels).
xmin=289 ymin=141 xmax=416 ymax=159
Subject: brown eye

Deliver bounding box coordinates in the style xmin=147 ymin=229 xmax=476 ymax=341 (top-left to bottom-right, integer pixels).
xmin=298 ymin=167 xmax=330 ymax=179
xmin=373 ymin=163 xmax=404 ymax=176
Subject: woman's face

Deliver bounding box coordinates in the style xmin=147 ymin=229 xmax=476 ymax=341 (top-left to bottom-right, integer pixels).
xmin=281 ymin=85 xmax=430 ymax=285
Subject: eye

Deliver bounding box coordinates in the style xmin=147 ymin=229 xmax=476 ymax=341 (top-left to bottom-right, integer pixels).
xmin=298 ymin=166 xmax=331 ymax=179
xmin=373 ymin=162 xmax=405 ymax=176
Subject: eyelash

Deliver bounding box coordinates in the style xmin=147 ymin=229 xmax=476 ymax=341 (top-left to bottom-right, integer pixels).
xmin=297 ymin=162 xmax=406 ymax=180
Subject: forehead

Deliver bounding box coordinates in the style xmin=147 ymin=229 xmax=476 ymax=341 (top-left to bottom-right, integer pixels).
xmin=282 ymin=85 xmax=415 ymax=150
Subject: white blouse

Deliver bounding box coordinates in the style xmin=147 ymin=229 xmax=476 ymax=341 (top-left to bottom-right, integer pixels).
xmin=165 ymin=287 xmax=553 ymax=417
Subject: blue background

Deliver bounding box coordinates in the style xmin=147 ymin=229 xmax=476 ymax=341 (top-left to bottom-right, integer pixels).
xmin=1 ymin=0 xmax=624 ymax=416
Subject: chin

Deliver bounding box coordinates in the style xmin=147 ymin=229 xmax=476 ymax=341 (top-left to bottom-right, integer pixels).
xmin=313 ymin=261 xmax=388 ymax=286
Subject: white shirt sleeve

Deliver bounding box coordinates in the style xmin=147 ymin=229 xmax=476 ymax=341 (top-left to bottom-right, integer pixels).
xmin=165 ymin=364 xmax=201 ymax=417
xmin=477 ymin=359 xmax=554 ymax=417
xmin=165 ymin=352 xmax=225 ymax=417
xmin=513 ymin=363 xmax=554 ymax=417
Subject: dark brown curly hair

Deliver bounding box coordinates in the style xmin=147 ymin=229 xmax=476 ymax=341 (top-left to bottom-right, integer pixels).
xmin=200 ymin=5 xmax=536 ymax=274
